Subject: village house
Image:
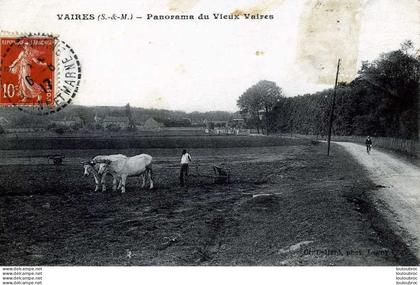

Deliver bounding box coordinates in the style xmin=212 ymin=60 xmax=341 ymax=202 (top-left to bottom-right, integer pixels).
xmin=102 ymin=116 xmax=130 ymax=128
xmin=143 ymin=117 xmax=163 ymax=130
xmin=50 ymin=116 xmax=83 ymax=127
xmin=231 ymin=118 xmax=245 ymax=128
xmin=204 ymin=120 xmax=231 ymax=134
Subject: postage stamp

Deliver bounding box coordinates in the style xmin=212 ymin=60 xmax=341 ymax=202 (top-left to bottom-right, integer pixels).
xmin=0 ymin=32 xmax=81 ymax=115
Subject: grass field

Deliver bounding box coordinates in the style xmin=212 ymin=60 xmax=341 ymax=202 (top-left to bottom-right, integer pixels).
xmin=0 ymin=134 xmax=305 ymax=150
xmin=0 ymin=137 xmax=417 ymax=265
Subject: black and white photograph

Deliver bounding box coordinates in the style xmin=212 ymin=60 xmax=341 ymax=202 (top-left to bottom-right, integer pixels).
xmin=0 ymin=0 xmax=419 ymax=284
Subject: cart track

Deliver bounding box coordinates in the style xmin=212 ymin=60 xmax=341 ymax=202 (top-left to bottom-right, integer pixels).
xmin=336 ymin=142 xmax=420 ymax=258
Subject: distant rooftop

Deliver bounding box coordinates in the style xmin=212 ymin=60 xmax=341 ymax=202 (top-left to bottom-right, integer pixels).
xmin=103 ymin=116 xmax=129 ymax=123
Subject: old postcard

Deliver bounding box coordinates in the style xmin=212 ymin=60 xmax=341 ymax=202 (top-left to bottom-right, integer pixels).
xmin=0 ymin=0 xmax=419 ymax=284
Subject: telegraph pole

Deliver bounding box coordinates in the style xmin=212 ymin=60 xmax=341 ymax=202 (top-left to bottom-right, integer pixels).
xmin=327 ymin=59 xmax=341 ymax=156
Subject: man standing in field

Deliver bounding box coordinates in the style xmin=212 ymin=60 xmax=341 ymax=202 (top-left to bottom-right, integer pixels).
xmin=180 ymin=149 xmax=192 ymax=187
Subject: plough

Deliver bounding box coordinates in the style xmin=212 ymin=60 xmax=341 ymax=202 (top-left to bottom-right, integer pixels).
xmin=24 ymin=154 xmax=65 ymax=165
xmin=47 ymin=155 xmax=65 ymax=165
xmin=190 ymin=164 xmax=231 ymax=184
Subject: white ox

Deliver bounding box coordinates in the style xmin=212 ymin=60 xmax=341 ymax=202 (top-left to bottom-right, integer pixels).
xmin=97 ymin=154 xmax=154 ymax=193
xmin=82 ymin=154 xmax=127 ymax=192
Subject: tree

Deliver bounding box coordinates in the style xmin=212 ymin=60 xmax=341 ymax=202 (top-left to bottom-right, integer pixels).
xmin=237 ymin=80 xmax=283 ymax=134
xmin=268 ymin=41 xmax=419 ymax=140
xmin=125 ymin=103 xmax=137 ymax=130
xmin=356 ymin=41 xmax=419 ymax=138
xmin=74 ymin=107 xmax=94 ymax=127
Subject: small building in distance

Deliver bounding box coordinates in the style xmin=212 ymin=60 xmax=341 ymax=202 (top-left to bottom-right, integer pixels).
xmin=143 ymin=117 xmax=163 ymax=130
xmin=231 ymin=118 xmax=245 ymax=129
xmin=204 ymin=116 xmax=248 ymax=135
xmin=102 ymin=116 xmax=130 ymax=129
xmin=51 ymin=116 xmax=82 ymax=128
xmin=204 ymin=120 xmax=229 ymax=129
xmin=204 ymin=120 xmax=231 ymax=134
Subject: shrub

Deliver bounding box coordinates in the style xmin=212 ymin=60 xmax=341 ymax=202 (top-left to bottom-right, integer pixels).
xmin=95 ymin=123 xmax=104 ymax=131
xmin=46 ymin=123 xmax=57 ymax=130
xmin=54 ymin=127 xmax=66 ymax=135
xmin=106 ymin=124 xmax=121 ymax=132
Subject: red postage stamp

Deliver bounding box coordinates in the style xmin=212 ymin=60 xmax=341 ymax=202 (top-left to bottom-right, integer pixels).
xmin=0 ymin=36 xmax=55 ymax=106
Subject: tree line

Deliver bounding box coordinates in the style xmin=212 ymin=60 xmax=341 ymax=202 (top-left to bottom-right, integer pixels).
xmin=238 ymin=41 xmax=419 ymax=139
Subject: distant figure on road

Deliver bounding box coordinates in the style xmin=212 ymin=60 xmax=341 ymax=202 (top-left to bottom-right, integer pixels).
xmin=180 ymin=149 xmax=192 ymax=187
xmin=366 ymin=136 xmax=373 ymax=154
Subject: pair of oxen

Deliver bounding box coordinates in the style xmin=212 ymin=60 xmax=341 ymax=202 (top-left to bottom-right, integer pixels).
xmin=82 ymin=154 xmax=154 ymax=193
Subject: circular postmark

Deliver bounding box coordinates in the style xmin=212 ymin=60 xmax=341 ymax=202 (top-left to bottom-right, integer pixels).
xmin=0 ymin=33 xmax=81 ymax=115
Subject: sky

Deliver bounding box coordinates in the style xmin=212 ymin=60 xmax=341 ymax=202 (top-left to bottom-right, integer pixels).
xmin=0 ymin=0 xmax=419 ymax=112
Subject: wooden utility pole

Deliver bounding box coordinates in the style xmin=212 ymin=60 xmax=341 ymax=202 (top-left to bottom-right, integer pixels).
xmin=327 ymin=59 xmax=341 ymax=156
xmin=265 ymin=107 xmax=269 ymax=136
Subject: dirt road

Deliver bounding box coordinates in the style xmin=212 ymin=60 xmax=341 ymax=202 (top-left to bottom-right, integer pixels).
xmin=336 ymin=142 xmax=420 ymax=258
